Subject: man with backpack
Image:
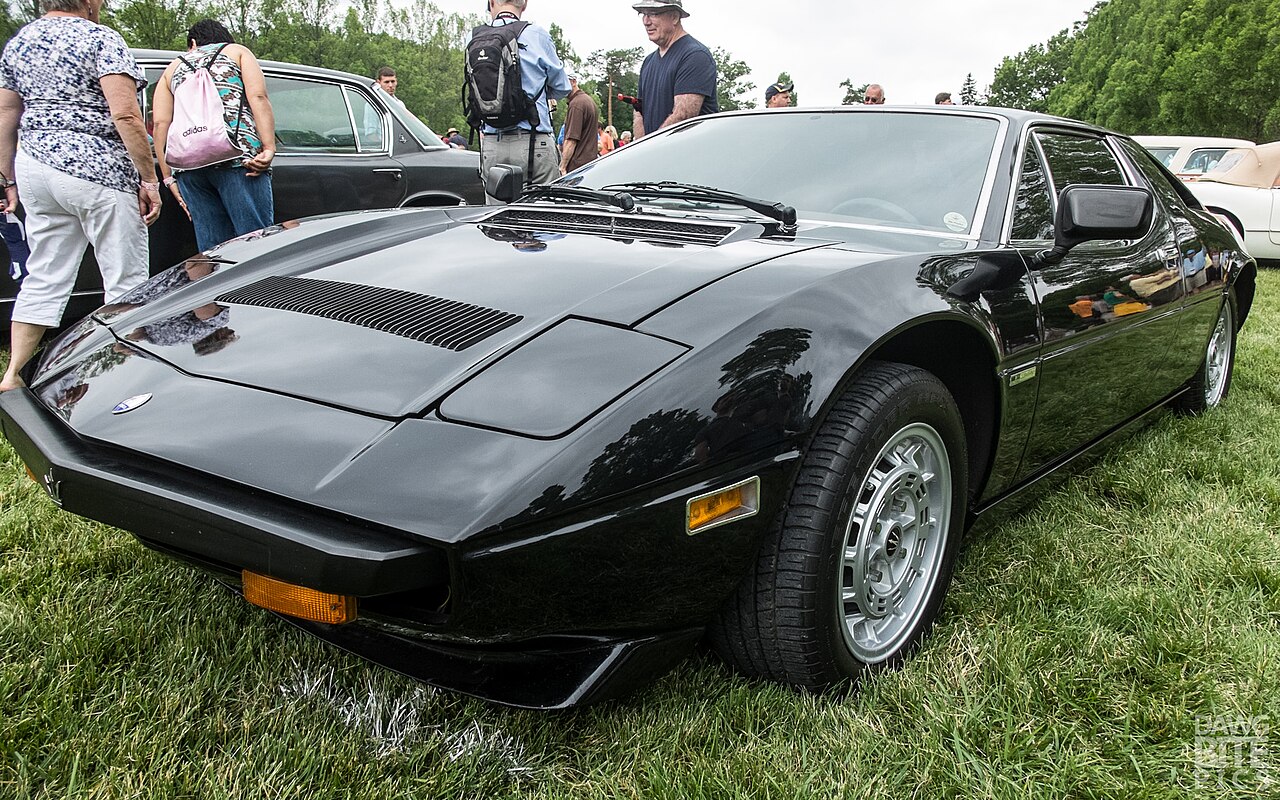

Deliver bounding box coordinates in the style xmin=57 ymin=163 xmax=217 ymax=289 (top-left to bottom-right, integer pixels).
xmin=464 ymin=0 xmax=569 ymax=203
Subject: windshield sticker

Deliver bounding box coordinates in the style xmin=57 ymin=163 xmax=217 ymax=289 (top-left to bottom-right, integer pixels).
xmin=943 ymin=212 xmax=968 ymax=232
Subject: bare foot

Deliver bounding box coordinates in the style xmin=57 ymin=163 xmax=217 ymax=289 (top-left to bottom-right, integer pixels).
xmin=0 ymin=374 xmax=27 ymax=392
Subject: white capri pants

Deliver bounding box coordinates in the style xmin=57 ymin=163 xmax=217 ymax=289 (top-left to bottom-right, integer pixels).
xmin=13 ymin=149 xmax=148 ymax=326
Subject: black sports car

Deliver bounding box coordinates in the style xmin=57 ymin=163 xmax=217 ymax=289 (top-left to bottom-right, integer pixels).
xmin=0 ymin=107 xmax=1255 ymax=709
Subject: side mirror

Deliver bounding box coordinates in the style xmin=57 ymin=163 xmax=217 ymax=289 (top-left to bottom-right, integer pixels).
xmin=485 ymin=164 xmax=524 ymax=203
xmin=1036 ymin=184 xmax=1153 ymax=265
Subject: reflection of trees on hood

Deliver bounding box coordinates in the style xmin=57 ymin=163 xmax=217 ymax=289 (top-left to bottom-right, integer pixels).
xmin=718 ymin=328 xmax=813 ymax=429
xmin=718 ymin=328 xmax=811 ymax=389
xmin=575 ymin=409 xmax=707 ymax=501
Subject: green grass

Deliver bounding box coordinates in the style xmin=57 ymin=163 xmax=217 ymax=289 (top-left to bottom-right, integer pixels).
xmin=4 ymin=274 xmax=1280 ymax=799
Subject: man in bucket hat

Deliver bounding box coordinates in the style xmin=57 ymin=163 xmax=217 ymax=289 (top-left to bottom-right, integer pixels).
xmin=632 ymin=0 xmax=717 ymax=139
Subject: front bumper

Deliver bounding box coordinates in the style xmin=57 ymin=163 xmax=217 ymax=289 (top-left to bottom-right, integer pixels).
xmin=0 ymin=386 xmax=445 ymax=596
xmin=1 ymin=385 xmax=789 ymax=707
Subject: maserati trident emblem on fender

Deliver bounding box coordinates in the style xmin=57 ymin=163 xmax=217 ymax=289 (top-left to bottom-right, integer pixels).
xmin=112 ymin=394 xmax=153 ymax=415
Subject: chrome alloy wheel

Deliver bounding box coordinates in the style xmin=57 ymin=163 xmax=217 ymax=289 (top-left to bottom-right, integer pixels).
xmin=1203 ymin=301 xmax=1234 ymax=408
xmin=839 ymin=422 xmax=952 ymax=664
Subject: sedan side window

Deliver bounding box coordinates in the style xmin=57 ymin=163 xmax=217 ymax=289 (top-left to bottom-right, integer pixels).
xmin=345 ymin=88 xmax=385 ymax=152
xmin=267 ymin=76 xmax=358 ymax=154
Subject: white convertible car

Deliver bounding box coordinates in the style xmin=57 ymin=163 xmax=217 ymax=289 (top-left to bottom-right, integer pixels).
xmin=1134 ymin=135 xmax=1254 ymax=180
xmin=1188 ymin=142 xmax=1280 ymax=261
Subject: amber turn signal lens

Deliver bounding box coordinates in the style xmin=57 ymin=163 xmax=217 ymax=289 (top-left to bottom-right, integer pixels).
xmin=686 ymin=476 xmax=761 ymax=534
xmin=242 ymin=571 xmax=357 ymax=625
xmin=24 ymin=465 xmax=38 ymax=484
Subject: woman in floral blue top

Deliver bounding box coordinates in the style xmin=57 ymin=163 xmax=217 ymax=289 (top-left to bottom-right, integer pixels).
xmin=0 ymin=0 xmax=162 ymax=391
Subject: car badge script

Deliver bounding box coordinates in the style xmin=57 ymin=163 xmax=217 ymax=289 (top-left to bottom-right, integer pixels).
xmin=112 ymin=393 xmax=153 ymax=415
xmin=42 ymin=468 xmax=62 ymax=507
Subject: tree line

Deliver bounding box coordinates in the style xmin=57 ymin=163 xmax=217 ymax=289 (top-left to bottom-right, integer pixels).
xmin=985 ymin=0 xmax=1280 ymax=141
xmin=0 ymin=0 xmax=762 ymax=139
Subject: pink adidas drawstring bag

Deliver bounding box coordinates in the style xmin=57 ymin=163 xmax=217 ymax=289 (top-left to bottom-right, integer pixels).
xmin=165 ymin=44 xmax=243 ymax=171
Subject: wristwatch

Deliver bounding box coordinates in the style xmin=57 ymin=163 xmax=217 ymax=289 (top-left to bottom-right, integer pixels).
xmin=0 ymin=179 xmax=15 ymax=188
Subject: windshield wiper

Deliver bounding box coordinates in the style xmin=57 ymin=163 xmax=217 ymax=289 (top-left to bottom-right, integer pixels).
xmin=518 ymin=184 xmax=636 ymax=212
xmin=601 ymin=181 xmax=797 ymax=229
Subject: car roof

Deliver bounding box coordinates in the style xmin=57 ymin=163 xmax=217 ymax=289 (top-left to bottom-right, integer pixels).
xmin=686 ymin=104 xmax=1121 ymax=138
xmin=1198 ymin=141 xmax=1280 ymax=188
xmin=1132 ymin=135 xmax=1255 ymax=149
xmin=131 ymin=48 xmax=373 ymax=86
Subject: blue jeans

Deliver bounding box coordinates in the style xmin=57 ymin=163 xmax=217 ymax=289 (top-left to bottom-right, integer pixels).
xmin=176 ymin=166 xmax=274 ymax=251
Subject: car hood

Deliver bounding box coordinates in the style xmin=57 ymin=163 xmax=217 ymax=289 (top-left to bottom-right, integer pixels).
xmin=86 ymin=209 xmax=834 ymax=418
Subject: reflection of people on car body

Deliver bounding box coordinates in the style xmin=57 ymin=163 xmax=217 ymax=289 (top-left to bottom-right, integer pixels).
xmin=126 ymin=303 xmax=235 ymax=352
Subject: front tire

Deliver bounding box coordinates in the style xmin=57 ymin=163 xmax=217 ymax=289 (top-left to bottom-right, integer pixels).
xmin=1174 ymin=293 xmax=1236 ymax=415
xmin=710 ymin=361 xmax=968 ymax=689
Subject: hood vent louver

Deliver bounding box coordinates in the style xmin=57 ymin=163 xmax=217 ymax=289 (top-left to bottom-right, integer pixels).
xmin=487 ymin=209 xmax=735 ymax=246
xmin=216 ymin=276 xmax=522 ymax=351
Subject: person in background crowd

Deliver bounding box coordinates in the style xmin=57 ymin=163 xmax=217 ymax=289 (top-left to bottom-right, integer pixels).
xmin=935 ymin=91 xmax=954 ymax=105
xmin=0 ymin=0 xmax=161 ymax=391
xmin=632 ymin=0 xmax=717 ymax=138
xmin=765 ymin=80 xmax=793 ymax=108
xmin=863 ymin=84 xmax=885 ymax=104
xmin=152 ymin=19 xmax=275 ymax=253
xmin=446 ymin=127 xmax=468 ymax=148
xmin=599 ymin=122 xmax=616 ymax=155
xmin=559 ymin=70 xmax=599 ymax=175
xmin=474 ymin=0 xmax=570 ymax=202
xmin=376 ymin=66 xmax=400 ymax=101
xmin=618 ymin=130 xmax=632 ymax=146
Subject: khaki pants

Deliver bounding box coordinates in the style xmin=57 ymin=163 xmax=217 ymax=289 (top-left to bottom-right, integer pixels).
xmin=480 ymin=130 xmax=558 ymax=204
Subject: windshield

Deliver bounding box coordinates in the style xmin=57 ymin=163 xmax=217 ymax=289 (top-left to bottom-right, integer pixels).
xmin=568 ymin=111 xmax=1001 ymax=236
xmin=1146 ymin=147 xmax=1178 ymax=167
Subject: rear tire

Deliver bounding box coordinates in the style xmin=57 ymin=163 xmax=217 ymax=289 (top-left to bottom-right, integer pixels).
xmin=1174 ymin=293 xmax=1236 ymax=415
xmin=710 ymin=361 xmax=968 ymax=689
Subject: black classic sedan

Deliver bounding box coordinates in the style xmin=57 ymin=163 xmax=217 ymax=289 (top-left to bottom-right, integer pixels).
xmin=0 ymin=107 xmax=1255 ymax=708
xmin=0 ymin=51 xmax=483 ymax=326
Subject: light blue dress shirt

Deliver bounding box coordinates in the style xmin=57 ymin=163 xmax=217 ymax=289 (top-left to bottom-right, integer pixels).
xmin=481 ymin=13 xmax=570 ymax=134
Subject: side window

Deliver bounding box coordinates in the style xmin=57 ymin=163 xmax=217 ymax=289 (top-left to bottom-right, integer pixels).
xmin=1183 ymin=148 xmax=1229 ymax=175
xmin=1115 ymin=138 xmax=1196 ymax=212
xmin=345 ymin=88 xmax=385 ymax=152
xmin=142 ymin=67 xmax=165 ymax=138
xmin=267 ymin=76 xmax=358 ymax=154
xmin=1011 ymin=141 xmax=1053 ymax=241
xmin=1036 ymin=132 xmax=1126 ymax=194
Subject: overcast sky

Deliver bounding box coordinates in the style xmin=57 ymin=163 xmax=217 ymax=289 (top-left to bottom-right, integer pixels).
xmin=429 ymin=0 xmax=1097 ymax=106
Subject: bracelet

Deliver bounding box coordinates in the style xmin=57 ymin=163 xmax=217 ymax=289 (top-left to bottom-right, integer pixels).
xmin=163 ymin=176 xmax=177 ymax=187
xmin=0 ymin=179 xmax=14 ymax=189
xmin=140 ymin=181 xmax=160 ymax=191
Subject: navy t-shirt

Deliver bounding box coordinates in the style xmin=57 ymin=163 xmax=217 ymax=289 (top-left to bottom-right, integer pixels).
xmin=636 ymin=34 xmax=718 ymax=132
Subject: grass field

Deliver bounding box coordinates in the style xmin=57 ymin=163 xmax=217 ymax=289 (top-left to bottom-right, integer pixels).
xmin=2 ymin=273 xmax=1278 ymax=799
